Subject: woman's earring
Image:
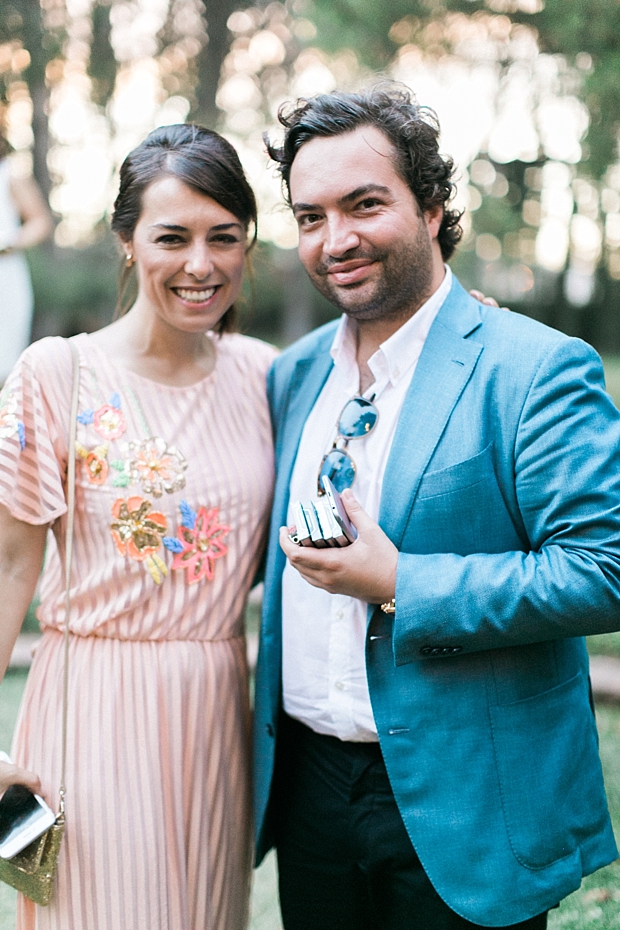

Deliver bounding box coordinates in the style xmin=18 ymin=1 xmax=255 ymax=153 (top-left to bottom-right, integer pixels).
xmin=125 ymin=253 xmax=134 ymax=267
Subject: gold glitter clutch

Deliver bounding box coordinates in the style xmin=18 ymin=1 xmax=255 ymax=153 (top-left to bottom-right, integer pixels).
xmin=0 ymin=341 xmax=80 ymax=905
xmin=0 ymin=813 xmax=65 ymax=906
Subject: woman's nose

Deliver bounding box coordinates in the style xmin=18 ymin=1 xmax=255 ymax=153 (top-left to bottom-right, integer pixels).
xmin=184 ymin=244 xmax=215 ymax=279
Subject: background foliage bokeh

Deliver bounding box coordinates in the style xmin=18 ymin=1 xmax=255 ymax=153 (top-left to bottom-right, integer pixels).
xmin=1 ymin=0 xmax=620 ymax=348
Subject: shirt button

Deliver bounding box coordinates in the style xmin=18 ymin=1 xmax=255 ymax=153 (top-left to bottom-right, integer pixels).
xmin=336 ymin=610 xmax=344 ymax=620
xmin=335 ymin=681 xmax=345 ymax=691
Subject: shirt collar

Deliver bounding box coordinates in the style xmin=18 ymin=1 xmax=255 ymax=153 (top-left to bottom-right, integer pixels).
xmin=330 ymin=265 xmax=452 ymax=394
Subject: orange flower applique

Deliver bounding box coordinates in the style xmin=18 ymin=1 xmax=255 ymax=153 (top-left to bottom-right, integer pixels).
xmin=76 ymin=442 xmax=109 ymax=486
xmin=110 ymin=495 xmax=168 ymax=584
xmin=164 ymin=500 xmax=230 ymax=585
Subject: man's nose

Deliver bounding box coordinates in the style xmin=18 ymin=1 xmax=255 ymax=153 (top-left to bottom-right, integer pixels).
xmin=323 ymin=216 xmax=360 ymax=258
xmin=184 ymin=243 xmax=215 ymax=279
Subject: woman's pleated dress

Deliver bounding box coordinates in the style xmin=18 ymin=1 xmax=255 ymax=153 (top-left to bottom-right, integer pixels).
xmin=0 ymin=331 xmax=276 ymax=930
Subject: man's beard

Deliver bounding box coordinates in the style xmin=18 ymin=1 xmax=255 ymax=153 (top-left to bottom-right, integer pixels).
xmin=308 ymin=223 xmax=435 ymax=323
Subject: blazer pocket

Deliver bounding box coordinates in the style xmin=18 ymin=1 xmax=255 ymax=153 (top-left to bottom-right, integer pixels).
xmin=417 ymin=443 xmax=495 ymax=501
xmin=489 ymin=672 xmax=609 ymax=870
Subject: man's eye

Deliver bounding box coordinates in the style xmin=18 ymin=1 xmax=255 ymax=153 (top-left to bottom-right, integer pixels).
xmin=298 ymin=214 xmax=321 ymax=226
xmin=358 ymin=198 xmax=381 ymax=210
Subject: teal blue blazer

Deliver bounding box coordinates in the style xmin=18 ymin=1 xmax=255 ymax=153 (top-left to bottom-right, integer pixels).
xmin=254 ymin=276 xmax=620 ymax=926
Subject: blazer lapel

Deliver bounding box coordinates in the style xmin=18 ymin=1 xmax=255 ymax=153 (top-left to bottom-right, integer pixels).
xmin=379 ymin=281 xmax=484 ymax=548
xmin=273 ymin=350 xmax=334 ymax=527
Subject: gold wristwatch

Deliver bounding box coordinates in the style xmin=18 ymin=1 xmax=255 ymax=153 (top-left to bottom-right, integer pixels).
xmin=381 ymin=598 xmax=396 ymax=614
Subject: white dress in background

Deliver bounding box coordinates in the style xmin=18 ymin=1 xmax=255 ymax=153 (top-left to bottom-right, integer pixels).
xmin=0 ymin=158 xmax=34 ymax=382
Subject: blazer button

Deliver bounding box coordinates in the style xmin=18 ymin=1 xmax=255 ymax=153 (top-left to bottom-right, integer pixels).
xmin=431 ymin=647 xmax=442 ymax=656
xmin=420 ymin=646 xmax=432 ymax=656
xmin=265 ymin=723 xmax=274 ymax=737
xmin=452 ymin=646 xmax=462 ymax=654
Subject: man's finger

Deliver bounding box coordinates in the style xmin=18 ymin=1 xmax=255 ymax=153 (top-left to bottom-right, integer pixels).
xmin=341 ymin=489 xmax=372 ymax=532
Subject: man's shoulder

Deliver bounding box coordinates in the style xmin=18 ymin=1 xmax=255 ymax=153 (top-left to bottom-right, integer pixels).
xmin=445 ymin=276 xmax=592 ymax=367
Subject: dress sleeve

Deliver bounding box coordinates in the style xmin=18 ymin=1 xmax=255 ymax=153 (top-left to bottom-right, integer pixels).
xmin=0 ymin=338 xmax=70 ymax=525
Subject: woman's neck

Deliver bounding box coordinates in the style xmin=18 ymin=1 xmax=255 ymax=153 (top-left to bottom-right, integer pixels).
xmin=89 ymin=306 xmax=218 ymax=387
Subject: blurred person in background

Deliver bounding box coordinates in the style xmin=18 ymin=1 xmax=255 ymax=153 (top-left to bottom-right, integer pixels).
xmin=0 ymin=123 xmax=275 ymax=930
xmin=0 ymin=130 xmax=53 ymax=383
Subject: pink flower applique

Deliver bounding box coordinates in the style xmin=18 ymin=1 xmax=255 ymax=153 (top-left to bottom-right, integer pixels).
xmin=78 ymin=392 xmax=126 ymax=441
xmin=164 ymin=500 xmax=230 ymax=584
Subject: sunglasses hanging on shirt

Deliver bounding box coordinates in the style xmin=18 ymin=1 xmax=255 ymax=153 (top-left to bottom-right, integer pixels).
xmin=317 ymin=395 xmax=379 ymax=496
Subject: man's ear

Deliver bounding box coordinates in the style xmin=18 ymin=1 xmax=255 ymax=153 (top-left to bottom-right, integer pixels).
xmin=424 ymin=205 xmax=443 ymax=241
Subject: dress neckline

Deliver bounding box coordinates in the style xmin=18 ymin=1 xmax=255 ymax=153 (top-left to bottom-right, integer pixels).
xmin=77 ymin=332 xmax=220 ymax=391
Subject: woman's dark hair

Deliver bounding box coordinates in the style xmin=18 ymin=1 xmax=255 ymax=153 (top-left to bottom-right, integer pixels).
xmin=265 ymin=85 xmax=462 ymax=261
xmin=111 ymin=123 xmax=257 ymax=331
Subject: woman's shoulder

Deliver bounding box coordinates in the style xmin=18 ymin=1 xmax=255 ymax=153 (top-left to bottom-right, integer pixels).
xmin=13 ymin=336 xmax=73 ymax=383
xmin=217 ymin=332 xmax=279 ymax=375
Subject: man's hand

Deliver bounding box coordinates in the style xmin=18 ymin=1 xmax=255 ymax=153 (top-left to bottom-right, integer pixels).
xmin=279 ymin=489 xmax=398 ymax=603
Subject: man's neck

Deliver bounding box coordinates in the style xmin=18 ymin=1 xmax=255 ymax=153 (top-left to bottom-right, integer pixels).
xmin=355 ymin=259 xmax=446 ymax=393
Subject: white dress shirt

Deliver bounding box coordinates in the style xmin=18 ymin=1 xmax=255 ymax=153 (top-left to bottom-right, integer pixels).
xmin=282 ymin=267 xmax=452 ymax=741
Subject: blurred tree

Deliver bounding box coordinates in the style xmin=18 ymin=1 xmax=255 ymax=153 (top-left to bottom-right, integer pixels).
xmin=301 ymin=0 xmax=620 ymax=180
xmin=88 ymin=2 xmax=116 ymax=108
xmin=0 ymin=0 xmax=65 ymax=196
xmin=194 ymin=0 xmax=241 ymax=127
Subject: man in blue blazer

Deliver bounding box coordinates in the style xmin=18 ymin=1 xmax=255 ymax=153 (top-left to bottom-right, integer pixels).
xmin=254 ymin=85 xmax=620 ymax=929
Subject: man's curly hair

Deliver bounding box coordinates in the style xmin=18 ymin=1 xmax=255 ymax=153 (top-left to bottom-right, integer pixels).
xmin=265 ymin=85 xmax=463 ymax=261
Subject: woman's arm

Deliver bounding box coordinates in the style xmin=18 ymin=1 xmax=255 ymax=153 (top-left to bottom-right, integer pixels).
xmin=0 ymin=503 xmax=47 ymax=680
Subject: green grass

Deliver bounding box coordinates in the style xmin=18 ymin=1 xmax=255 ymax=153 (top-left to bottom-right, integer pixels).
xmin=582 ymin=356 xmax=620 ymax=663
xmin=601 ymin=355 xmax=620 ymax=409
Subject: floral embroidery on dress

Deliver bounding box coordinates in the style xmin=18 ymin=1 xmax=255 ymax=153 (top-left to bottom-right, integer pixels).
xmin=78 ymin=393 xmax=126 ymax=441
xmin=110 ymin=495 xmax=168 ymax=584
xmin=76 ymin=442 xmax=109 ymax=486
xmin=0 ymin=392 xmax=26 ymax=449
xmin=112 ymin=437 xmax=187 ymax=497
xmin=163 ymin=499 xmax=230 ymax=584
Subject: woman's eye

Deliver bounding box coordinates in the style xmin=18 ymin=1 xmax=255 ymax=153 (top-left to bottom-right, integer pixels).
xmin=212 ymin=234 xmax=241 ymax=244
xmin=156 ymin=234 xmax=184 ymax=245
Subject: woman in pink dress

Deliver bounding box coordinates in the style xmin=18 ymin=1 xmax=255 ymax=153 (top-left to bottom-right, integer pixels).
xmin=0 ymin=124 xmax=276 ymax=929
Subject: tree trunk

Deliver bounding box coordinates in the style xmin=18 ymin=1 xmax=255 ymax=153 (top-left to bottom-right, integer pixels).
xmin=193 ymin=0 xmax=238 ymax=128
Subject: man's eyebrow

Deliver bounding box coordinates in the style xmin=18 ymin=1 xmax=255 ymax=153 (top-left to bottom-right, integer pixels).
xmin=292 ymin=185 xmax=392 ymax=215
xmin=339 ymin=184 xmax=391 ymax=205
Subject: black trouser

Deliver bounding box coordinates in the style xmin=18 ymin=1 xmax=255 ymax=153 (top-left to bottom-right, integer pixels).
xmin=274 ymin=715 xmax=549 ymax=930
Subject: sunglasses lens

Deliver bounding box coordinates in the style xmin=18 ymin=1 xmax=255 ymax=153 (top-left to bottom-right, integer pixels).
xmin=319 ymin=449 xmax=356 ymax=493
xmin=339 ymin=397 xmax=378 ymax=438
